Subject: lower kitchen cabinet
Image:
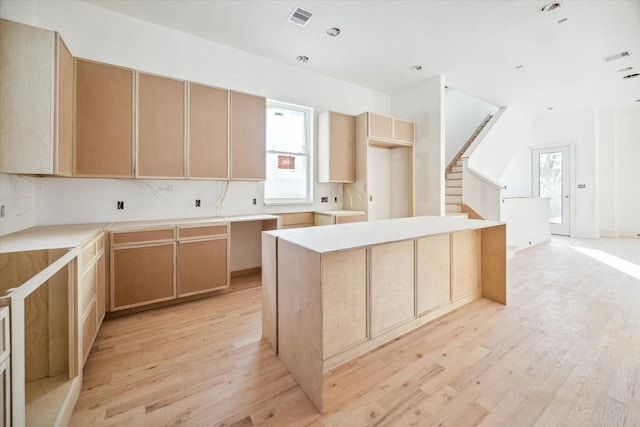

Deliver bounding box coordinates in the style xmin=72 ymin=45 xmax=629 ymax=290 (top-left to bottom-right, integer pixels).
xmin=177 ymin=224 xmax=229 ymax=297
xmin=110 ymin=223 xmax=229 ymax=312
xmin=79 ymin=233 xmax=106 ymax=364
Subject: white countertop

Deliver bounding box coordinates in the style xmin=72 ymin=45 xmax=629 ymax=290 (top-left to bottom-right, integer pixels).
xmin=265 ymin=215 xmax=503 ymax=253
xmin=105 ymin=214 xmax=279 ymax=231
xmin=0 ymin=223 xmax=108 ymax=253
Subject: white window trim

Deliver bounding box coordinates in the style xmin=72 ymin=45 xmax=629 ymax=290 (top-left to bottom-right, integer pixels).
xmin=264 ymin=99 xmax=314 ymax=205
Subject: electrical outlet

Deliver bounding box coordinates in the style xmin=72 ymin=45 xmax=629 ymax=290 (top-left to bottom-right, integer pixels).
xmin=195 ymin=199 xmax=201 ymax=207
xmin=252 ymin=198 xmax=257 ymax=205
xmin=117 ymin=201 xmax=124 ymax=210
xmin=0 ymin=205 xmax=5 ymax=218
xmin=321 ymin=196 xmax=329 ymax=203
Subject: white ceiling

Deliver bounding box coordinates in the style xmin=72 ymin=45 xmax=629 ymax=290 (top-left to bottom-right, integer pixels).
xmin=83 ymin=0 xmax=640 ymax=113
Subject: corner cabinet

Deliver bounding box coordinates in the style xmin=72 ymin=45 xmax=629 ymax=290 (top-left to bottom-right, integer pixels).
xmin=110 ymin=222 xmax=229 ymax=312
xmin=230 ymin=91 xmax=266 ymax=180
xmin=0 ymin=19 xmax=73 ymax=176
xmin=318 ymin=111 xmax=355 ymax=183
xmin=75 ymin=59 xmax=135 ymax=177
xmin=344 ymin=112 xmax=415 ymax=221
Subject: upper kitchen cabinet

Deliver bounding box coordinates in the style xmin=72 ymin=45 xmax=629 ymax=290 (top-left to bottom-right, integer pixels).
xmin=137 ymin=72 xmax=186 ymax=179
xmin=188 ymin=83 xmax=229 ymax=179
xmin=318 ymin=111 xmax=355 ymax=183
xmin=230 ymin=91 xmax=266 ymax=180
xmin=75 ymin=59 xmax=135 ymax=177
xmin=0 ymin=19 xmax=73 ymax=176
xmin=365 ymin=112 xmax=415 ymax=147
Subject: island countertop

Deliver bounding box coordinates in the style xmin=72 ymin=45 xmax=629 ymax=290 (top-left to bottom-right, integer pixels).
xmin=264 ymin=215 xmax=503 ymax=253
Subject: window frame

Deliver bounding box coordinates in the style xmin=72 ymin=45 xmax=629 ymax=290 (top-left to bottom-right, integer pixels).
xmin=264 ymin=99 xmax=314 ymax=205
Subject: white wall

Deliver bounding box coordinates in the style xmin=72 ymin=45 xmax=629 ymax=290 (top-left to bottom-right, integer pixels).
xmin=445 ymin=90 xmax=497 ymax=166
xmin=0 ymin=0 xmax=391 ymax=237
xmin=391 ymin=76 xmax=445 ymax=216
xmin=501 ymin=197 xmax=550 ymax=251
xmin=0 ymin=174 xmax=36 ymax=236
xmin=524 ymin=109 xmax=598 ymax=238
xmin=598 ymin=110 xmax=617 ymax=237
xmin=615 ymin=108 xmax=640 ymax=237
xmin=467 ymin=107 xmax=530 ymax=183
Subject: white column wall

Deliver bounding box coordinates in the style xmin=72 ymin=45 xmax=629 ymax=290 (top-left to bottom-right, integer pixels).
xmin=391 ymin=76 xmax=445 ymax=216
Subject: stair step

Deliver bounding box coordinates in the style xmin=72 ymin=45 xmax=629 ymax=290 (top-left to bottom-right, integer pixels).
xmin=445 ymin=203 xmax=462 ymax=212
xmin=445 ymin=187 xmax=462 ymax=195
xmin=445 ymin=179 xmax=462 ymax=187
xmin=446 ymin=172 xmax=462 ymax=180
xmin=445 ymin=212 xmax=469 ymax=219
xmin=456 ymin=160 xmax=463 ymax=166
xmin=445 ymin=195 xmax=462 ymax=203
xmin=452 ymin=165 xmax=462 ymax=173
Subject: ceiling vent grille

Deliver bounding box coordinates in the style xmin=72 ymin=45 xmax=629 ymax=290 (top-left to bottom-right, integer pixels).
xmin=604 ymin=51 xmax=630 ymax=62
xmin=288 ymin=7 xmax=312 ymax=27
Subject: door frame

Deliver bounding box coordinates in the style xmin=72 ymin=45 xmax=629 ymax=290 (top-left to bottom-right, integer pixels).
xmin=530 ymin=142 xmax=575 ymax=236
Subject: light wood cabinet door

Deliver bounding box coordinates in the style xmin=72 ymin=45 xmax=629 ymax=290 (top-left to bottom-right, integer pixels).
xmin=177 ymin=238 xmax=228 ymax=296
xmin=452 ymin=229 xmax=480 ymax=300
xmin=111 ymin=243 xmax=176 ymax=310
xmin=368 ymin=113 xmax=393 ymax=140
xmin=56 ymin=38 xmax=73 ymax=176
xmin=96 ymin=252 xmax=106 ymax=324
xmin=75 ymin=59 xmax=134 ymax=177
xmin=137 ymin=73 xmax=186 ymax=178
xmin=0 ymin=19 xmax=72 ymax=175
xmin=393 ymin=118 xmax=415 ymax=144
xmin=188 ymin=83 xmax=229 ymax=179
xmin=416 ymin=234 xmax=451 ymax=314
xmin=370 ymin=240 xmax=415 ymax=336
xmin=322 ymin=248 xmax=367 ymax=359
xmin=318 ymin=111 xmax=355 ymax=183
xmin=230 ymin=91 xmax=265 ymax=180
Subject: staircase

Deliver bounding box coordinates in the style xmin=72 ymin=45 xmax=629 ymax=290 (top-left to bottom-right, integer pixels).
xmin=445 ymin=114 xmax=493 ymax=217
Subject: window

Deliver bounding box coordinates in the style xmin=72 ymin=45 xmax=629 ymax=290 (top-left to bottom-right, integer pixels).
xmin=264 ymin=100 xmax=313 ymax=205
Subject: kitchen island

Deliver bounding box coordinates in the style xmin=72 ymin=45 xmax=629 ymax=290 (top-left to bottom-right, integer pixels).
xmin=262 ymin=215 xmax=506 ymax=413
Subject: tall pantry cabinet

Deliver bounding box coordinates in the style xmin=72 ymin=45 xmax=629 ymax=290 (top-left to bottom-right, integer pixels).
xmin=0 ymin=19 xmax=73 ymax=176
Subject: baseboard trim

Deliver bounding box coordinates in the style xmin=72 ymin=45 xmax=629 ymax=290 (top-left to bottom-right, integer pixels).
xmin=231 ymin=267 xmax=262 ymax=278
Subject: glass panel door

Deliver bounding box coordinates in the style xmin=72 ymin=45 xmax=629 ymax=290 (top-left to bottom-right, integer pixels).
xmin=532 ymin=146 xmax=570 ymax=235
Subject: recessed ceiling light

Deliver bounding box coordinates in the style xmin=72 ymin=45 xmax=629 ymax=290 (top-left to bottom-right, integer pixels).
xmin=410 ymin=65 xmax=423 ymax=71
xmin=541 ymin=2 xmax=562 ymax=12
xmin=623 ymin=73 xmax=639 ymax=79
xmin=515 ymin=65 xmax=524 ymax=69
xmin=547 ymin=107 xmax=555 ymax=110
xmin=558 ymin=18 xmax=568 ymax=23
xmin=619 ymin=66 xmax=635 ymax=72
xmin=327 ymin=27 xmax=341 ymax=37
xmin=297 ymin=55 xmax=309 ymax=63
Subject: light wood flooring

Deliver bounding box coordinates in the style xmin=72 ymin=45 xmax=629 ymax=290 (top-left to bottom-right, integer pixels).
xmin=70 ymin=236 xmax=640 ymax=426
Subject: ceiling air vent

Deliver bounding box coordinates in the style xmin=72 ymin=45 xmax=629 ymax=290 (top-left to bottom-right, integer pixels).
xmin=288 ymin=7 xmax=312 ymax=27
xmin=604 ymin=51 xmax=630 ymax=62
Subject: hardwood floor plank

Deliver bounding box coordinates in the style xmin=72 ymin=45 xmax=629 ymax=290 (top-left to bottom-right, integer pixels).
xmin=70 ymin=238 xmax=640 ymax=426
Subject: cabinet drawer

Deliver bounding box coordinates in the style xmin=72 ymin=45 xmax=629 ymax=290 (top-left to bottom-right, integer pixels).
xmin=112 ymin=228 xmax=175 ymax=246
xmin=80 ymin=262 xmax=97 ymax=316
xmin=280 ymin=212 xmax=314 ymax=228
xmin=335 ymin=213 xmax=366 ymax=224
xmin=178 ymin=224 xmax=227 ymax=240
xmin=80 ymin=242 xmax=96 ymax=271
xmin=81 ymin=301 xmax=97 ymax=364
